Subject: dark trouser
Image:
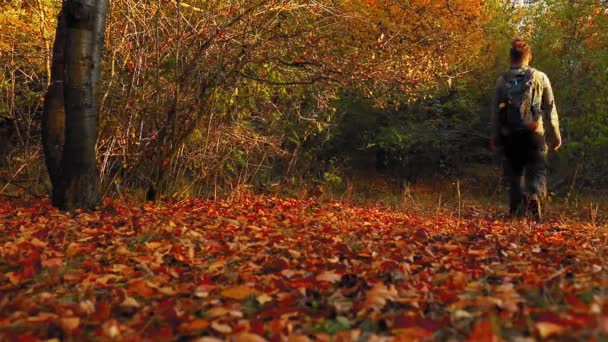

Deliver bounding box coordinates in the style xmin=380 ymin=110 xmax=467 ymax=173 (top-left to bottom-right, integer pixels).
xmin=501 ymin=131 xmax=547 ymax=214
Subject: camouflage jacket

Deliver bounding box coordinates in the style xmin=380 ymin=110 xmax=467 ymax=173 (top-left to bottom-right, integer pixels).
xmin=491 ymin=65 xmax=561 ymax=144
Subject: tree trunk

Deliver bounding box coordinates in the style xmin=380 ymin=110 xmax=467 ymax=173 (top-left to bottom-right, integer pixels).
xmin=42 ymin=7 xmax=67 ymax=206
xmin=42 ymin=0 xmax=108 ymax=210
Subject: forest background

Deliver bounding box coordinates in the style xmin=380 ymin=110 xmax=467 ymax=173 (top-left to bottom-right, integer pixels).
xmin=1 ymin=0 xmax=608 ymax=205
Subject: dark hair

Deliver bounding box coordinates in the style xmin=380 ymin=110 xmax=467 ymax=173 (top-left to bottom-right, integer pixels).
xmin=510 ymin=38 xmax=532 ymax=64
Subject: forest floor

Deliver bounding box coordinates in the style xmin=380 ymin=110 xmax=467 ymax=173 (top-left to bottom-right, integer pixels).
xmin=0 ymin=194 xmax=607 ymax=341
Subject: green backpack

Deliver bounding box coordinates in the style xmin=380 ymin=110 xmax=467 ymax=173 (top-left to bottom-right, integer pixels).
xmin=499 ymin=68 xmax=542 ymax=133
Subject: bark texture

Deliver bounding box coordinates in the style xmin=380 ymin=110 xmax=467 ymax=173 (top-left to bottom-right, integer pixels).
xmin=42 ymin=8 xmax=67 ymax=206
xmin=42 ymin=0 xmax=108 ymax=210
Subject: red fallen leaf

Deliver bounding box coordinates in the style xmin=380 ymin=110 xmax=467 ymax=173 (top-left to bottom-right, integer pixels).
xmin=171 ymin=243 xmax=191 ymax=263
xmin=157 ymin=299 xmax=181 ymax=325
xmin=20 ymin=251 xmax=41 ymax=278
xmin=466 ymin=320 xmax=500 ymax=342
xmin=91 ymin=302 xmax=111 ymax=322
xmin=601 ymin=315 xmax=608 ymax=334
xmin=534 ymin=311 xmax=565 ymax=325
xmin=379 ymin=260 xmax=400 ymax=272
xmin=393 ymin=316 xmax=444 ymax=332
xmin=249 ymin=321 xmax=265 ymax=336
xmin=15 ymin=334 xmax=39 ymax=342
xmin=415 ymin=228 xmax=428 ymax=240
xmin=261 ymin=257 xmax=289 ymax=273
xmin=564 ymin=295 xmax=588 ymax=313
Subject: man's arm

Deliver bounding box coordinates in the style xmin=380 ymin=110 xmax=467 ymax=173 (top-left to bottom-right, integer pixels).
xmin=540 ymin=73 xmax=562 ymax=150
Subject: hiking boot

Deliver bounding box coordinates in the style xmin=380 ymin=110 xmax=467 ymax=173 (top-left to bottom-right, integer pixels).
xmin=528 ymin=193 xmax=542 ymax=222
xmin=510 ymin=193 xmax=528 ymax=218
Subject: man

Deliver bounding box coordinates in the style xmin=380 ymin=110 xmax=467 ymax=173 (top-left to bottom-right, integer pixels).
xmin=490 ymin=38 xmax=562 ymax=221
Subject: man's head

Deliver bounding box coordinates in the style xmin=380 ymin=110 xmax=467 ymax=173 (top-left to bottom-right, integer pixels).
xmin=510 ymin=38 xmax=532 ymax=66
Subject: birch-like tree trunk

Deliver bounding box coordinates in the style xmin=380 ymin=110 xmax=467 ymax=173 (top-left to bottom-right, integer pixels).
xmin=42 ymin=0 xmax=108 ymax=210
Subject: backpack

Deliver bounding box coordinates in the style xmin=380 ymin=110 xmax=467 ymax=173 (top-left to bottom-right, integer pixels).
xmin=499 ymin=68 xmax=542 ymax=133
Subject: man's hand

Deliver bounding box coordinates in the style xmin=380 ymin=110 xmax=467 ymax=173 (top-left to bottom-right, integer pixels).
xmin=527 ymin=121 xmax=539 ymax=131
xmin=549 ymin=136 xmax=562 ymax=151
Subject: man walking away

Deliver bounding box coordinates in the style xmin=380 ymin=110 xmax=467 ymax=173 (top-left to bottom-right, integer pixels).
xmin=490 ymin=38 xmax=562 ymax=221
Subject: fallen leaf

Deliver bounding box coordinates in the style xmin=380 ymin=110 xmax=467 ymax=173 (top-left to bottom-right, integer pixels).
xmin=535 ymin=322 xmax=565 ymax=338
xmin=121 ymin=297 xmax=140 ymax=308
xmin=211 ymin=320 xmax=232 ymax=334
xmin=179 ymin=319 xmax=210 ymax=334
xmin=221 ymin=286 xmax=260 ymax=300
xmin=362 ymin=283 xmax=398 ymax=311
xmin=232 ymin=332 xmax=268 ymax=342
xmin=58 ymin=317 xmax=80 ymax=333
xmin=207 ymin=307 xmax=230 ymax=318
xmin=128 ymin=279 xmax=155 ymax=298
xmin=316 ymin=270 xmax=342 ymax=283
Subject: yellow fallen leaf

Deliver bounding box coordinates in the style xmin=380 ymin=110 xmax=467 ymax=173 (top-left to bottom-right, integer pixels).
xmin=211 ymin=320 xmax=232 ymax=334
xmin=26 ymin=312 xmax=58 ymax=323
xmin=206 ymin=307 xmax=230 ymax=318
xmin=208 ymin=260 xmax=226 ymax=272
xmin=6 ymin=272 xmax=22 ymax=286
xmin=66 ymin=243 xmax=82 ymax=257
xmin=192 ymin=337 xmax=224 ymax=342
xmin=316 ymin=270 xmax=342 ymax=283
xmin=232 ymin=332 xmax=268 ymax=342
xmin=391 ymin=327 xmax=433 ymax=340
xmin=96 ymin=274 xmax=121 ymax=285
xmin=362 ymin=283 xmax=398 ymax=311
xmin=30 ymin=237 xmax=47 ymax=248
xmin=536 ymin=322 xmax=565 ymax=338
xmin=102 ymin=320 xmax=121 ymax=338
xmin=146 ymin=281 xmax=177 ymax=295
xmin=59 ymin=317 xmax=80 ymax=333
xmin=145 ymin=241 xmax=164 ymax=249
xmin=42 ymin=257 xmax=64 ymax=268
xmin=257 ymin=293 xmax=273 ymax=305
xmin=286 ymin=335 xmax=312 ymax=342
xmin=111 ymin=264 xmax=131 ymax=273
xmin=221 ymin=286 xmax=259 ymax=300
xmin=121 ymin=296 xmax=140 ymax=308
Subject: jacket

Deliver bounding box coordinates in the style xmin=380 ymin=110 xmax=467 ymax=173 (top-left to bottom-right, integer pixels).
xmin=491 ymin=65 xmax=561 ymax=145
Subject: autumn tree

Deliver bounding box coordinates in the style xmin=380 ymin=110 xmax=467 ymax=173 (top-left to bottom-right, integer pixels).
xmin=95 ymin=0 xmax=485 ymax=199
xmin=42 ymin=0 xmax=108 ymax=210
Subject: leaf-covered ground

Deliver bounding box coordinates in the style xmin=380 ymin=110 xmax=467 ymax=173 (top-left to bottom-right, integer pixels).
xmin=0 ymin=196 xmax=607 ymax=341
